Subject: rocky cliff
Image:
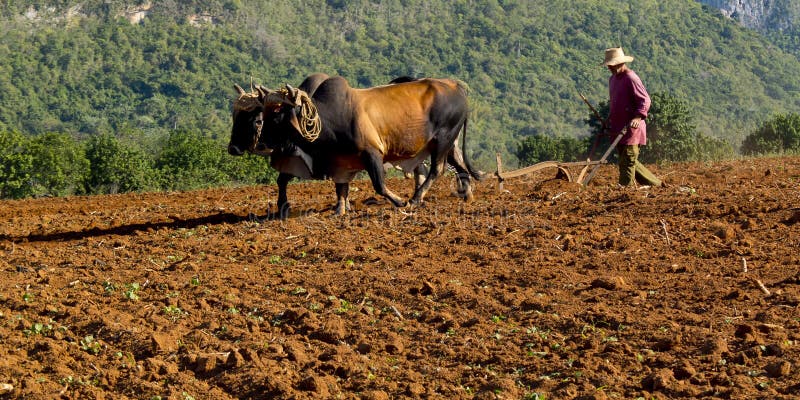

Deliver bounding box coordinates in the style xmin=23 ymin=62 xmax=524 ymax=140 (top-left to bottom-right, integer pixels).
xmin=698 ymin=0 xmax=798 ymax=32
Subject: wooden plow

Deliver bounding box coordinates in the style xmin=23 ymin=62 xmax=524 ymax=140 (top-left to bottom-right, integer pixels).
xmin=494 ymin=134 xmax=624 ymax=190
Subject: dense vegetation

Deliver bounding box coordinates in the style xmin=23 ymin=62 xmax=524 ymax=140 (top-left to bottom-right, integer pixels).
xmin=1 ymin=0 xmax=799 ymax=199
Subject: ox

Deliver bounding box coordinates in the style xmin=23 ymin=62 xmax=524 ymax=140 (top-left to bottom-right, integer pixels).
xmin=229 ymin=73 xmax=333 ymax=217
xmin=229 ymin=75 xmax=481 ymax=216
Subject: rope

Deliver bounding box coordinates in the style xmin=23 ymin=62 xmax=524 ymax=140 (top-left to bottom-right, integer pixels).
xmin=296 ymin=91 xmax=321 ymax=142
xmin=233 ymin=92 xmax=262 ymax=112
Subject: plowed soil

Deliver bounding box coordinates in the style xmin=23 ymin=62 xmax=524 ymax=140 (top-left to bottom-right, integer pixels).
xmin=1 ymin=157 xmax=799 ymax=400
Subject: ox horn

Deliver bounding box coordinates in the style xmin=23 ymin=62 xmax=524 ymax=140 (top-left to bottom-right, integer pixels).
xmin=285 ymin=84 xmax=303 ymax=106
xmin=234 ymin=84 xmax=246 ymax=95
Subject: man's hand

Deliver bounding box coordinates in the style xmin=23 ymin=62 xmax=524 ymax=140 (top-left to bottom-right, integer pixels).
xmin=630 ymin=117 xmax=643 ymax=129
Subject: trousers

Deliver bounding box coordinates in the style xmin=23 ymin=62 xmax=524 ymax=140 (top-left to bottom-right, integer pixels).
xmin=617 ymin=145 xmax=662 ymax=187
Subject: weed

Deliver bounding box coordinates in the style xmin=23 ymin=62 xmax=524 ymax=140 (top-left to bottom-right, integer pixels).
xmin=603 ymin=335 xmax=619 ymax=343
xmin=227 ymin=306 xmax=240 ymax=314
xmin=291 ymin=287 xmax=307 ymax=295
xmin=163 ymin=305 xmax=184 ymax=320
xmin=335 ymin=299 xmax=352 ymax=314
xmin=80 ymin=335 xmax=102 ymax=355
xmin=190 ymin=276 xmax=201 ymax=286
xmin=102 ymin=281 xmax=116 ymax=294
xmin=123 ymin=283 xmax=140 ymax=301
xmin=268 ymin=255 xmax=282 ymax=264
xmin=491 ymin=315 xmax=506 ymax=323
xmin=344 ymin=259 xmax=355 ymax=267
xmin=22 ymin=292 xmax=34 ymax=303
xmin=23 ymin=322 xmax=53 ymax=337
xmin=524 ymin=393 xmax=546 ymax=400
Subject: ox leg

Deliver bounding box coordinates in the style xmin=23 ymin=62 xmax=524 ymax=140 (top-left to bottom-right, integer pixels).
xmin=362 ymin=150 xmax=406 ymax=208
xmin=413 ymin=163 xmax=428 ymax=192
xmin=276 ymin=173 xmax=293 ymax=219
xmin=447 ymin=147 xmax=473 ymax=201
xmin=410 ymin=147 xmax=448 ymax=205
xmin=334 ymin=182 xmax=351 ymax=215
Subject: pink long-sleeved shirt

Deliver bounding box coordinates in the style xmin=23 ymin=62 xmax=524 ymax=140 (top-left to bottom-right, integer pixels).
xmin=608 ymin=69 xmax=651 ymax=145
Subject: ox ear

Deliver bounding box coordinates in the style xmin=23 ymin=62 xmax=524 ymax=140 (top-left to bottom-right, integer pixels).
xmin=234 ymin=84 xmax=246 ymax=95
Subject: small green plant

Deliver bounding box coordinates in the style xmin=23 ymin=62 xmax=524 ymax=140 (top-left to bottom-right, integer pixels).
xmin=163 ymin=305 xmax=184 ymax=320
xmin=22 ymin=292 xmax=34 ymax=303
xmin=103 ymin=281 xmax=116 ymax=294
xmin=268 ymin=255 xmax=282 ymax=264
xmin=344 ymin=259 xmax=355 ymax=267
xmin=23 ymin=322 xmax=53 ymax=336
xmin=335 ymin=299 xmax=352 ymax=314
xmin=291 ymin=287 xmax=307 ymax=295
xmin=491 ymin=315 xmax=506 ymax=323
xmin=80 ymin=335 xmax=102 ymax=355
xmin=123 ymin=283 xmax=141 ymax=301
xmin=190 ymin=276 xmax=201 ymax=286
xmin=227 ymin=306 xmax=239 ymax=314
xmin=524 ymin=392 xmax=546 ymax=400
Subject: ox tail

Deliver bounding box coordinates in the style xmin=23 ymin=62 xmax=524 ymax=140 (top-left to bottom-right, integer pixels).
xmin=460 ymin=118 xmax=485 ymax=182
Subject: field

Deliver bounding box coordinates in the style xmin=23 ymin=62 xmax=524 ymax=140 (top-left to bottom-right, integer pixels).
xmin=1 ymin=157 xmax=799 ymax=399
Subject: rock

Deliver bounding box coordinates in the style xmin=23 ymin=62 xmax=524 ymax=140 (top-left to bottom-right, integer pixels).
xmin=225 ymin=349 xmax=246 ymax=368
xmin=701 ymin=337 xmax=728 ymax=355
xmin=764 ymin=361 xmax=791 ymax=377
xmin=314 ymin=317 xmax=347 ymax=343
xmin=590 ymin=276 xmax=629 ymax=290
xmin=673 ymin=361 xmax=697 ymax=380
xmin=0 ymin=383 xmax=13 ymax=395
xmin=642 ymin=368 xmax=676 ymax=392
xmin=361 ymin=390 xmax=389 ymax=400
xmin=194 ymin=354 xmax=217 ymax=373
xmin=150 ymin=332 xmax=178 ymax=354
xmin=420 ymin=280 xmax=436 ymax=296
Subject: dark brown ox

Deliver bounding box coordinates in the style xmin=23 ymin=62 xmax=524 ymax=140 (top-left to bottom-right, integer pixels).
xmin=254 ymin=76 xmax=481 ymax=215
xmin=228 ymin=73 xmax=331 ymax=218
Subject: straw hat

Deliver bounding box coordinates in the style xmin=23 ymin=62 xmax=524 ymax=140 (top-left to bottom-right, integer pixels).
xmin=602 ymin=47 xmax=634 ymax=66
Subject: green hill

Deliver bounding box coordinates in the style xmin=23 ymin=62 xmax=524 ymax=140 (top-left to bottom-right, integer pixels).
xmin=1 ymin=0 xmax=799 ymax=169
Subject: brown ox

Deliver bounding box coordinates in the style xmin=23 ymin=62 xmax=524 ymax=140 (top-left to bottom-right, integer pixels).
xmin=229 ymin=75 xmax=481 ymax=215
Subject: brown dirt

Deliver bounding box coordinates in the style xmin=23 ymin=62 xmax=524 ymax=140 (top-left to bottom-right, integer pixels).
xmin=1 ymin=157 xmax=799 ymax=400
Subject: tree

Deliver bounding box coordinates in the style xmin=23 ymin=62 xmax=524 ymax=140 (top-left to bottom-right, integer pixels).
xmin=85 ymin=133 xmax=159 ymax=194
xmin=516 ymin=133 xmax=589 ymax=165
xmin=0 ymin=130 xmax=34 ymax=199
xmin=741 ymin=112 xmax=800 ymax=155
xmin=642 ymin=92 xmax=698 ymax=163
xmin=155 ymin=129 xmax=230 ymax=190
xmin=25 ymin=132 xmax=90 ymax=197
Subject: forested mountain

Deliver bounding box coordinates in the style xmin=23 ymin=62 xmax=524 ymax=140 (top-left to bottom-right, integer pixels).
xmin=698 ymin=0 xmax=800 ymax=56
xmin=2 ymin=0 xmax=799 ymax=170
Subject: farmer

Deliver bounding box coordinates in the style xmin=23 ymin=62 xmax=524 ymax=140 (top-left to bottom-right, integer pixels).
xmin=602 ymin=47 xmax=665 ymax=188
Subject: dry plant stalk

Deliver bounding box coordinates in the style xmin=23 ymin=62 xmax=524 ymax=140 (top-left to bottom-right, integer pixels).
xmin=660 ymin=219 xmax=671 ymax=246
xmin=751 ymin=277 xmax=771 ymax=296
